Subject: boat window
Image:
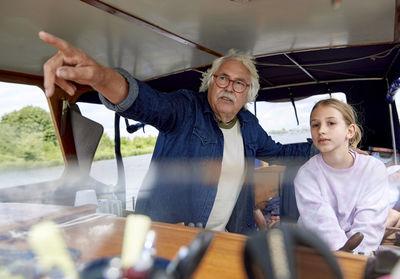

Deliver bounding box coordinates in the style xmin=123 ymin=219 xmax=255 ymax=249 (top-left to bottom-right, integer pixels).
xmin=248 ymin=93 xmax=347 ymax=144
xmin=78 ymin=103 xmax=159 ymax=211
xmin=0 ymin=82 xmax=63 ymax=188
xmin=75 ymin=92 xmax=347 ymax=211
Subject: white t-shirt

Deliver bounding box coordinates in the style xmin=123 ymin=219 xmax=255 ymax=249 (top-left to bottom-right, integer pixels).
xmin=206 ymin=120 xmax=246 ymax=231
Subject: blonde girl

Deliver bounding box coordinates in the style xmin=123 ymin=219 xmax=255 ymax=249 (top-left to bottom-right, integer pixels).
xmin=294 ymin=98 xmax=389 ymax=255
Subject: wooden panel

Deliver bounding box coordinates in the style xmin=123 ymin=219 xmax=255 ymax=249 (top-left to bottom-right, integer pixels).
xmin=254 ymin=165 xmax=286 ymax=209
xmin=395 ymin=0 xmax=400 ymax=42
xmin=0 ymin=203 xmax=368 ymax=279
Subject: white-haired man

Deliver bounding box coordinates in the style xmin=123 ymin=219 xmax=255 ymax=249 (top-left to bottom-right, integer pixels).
xmin=39 ymin=31 xmax=314 ymax=234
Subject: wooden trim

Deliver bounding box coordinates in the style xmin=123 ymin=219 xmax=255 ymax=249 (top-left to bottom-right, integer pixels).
xmin=369 ymin=146 xmax=399 ymax=153
xmin=0 ymin=70 xmax=44 ymax=88
xmin=395 ymin=0 xmax=400 ymax=42
xmin=80 ymin=0 xmax=222 ymax=57
xmin=47 ymin=88 xmax=76 ymax=165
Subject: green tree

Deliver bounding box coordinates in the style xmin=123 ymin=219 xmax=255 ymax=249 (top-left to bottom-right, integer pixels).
xmin=93 ymin=133 xmax=116 ymax=161
xmin=0 ymin=105 xmax=157 ymax=170
xmin=1 ymin=106 xmax=57 ymax=144
xmin=0 ymin=106 xmax=61 ymax=169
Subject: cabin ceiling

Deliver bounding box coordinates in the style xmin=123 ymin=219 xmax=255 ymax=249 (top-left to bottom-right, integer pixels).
xmin=103 ymin=0 xmax=395 ymax=54
xmin=0 ymin=0 xmax=399 ymax=101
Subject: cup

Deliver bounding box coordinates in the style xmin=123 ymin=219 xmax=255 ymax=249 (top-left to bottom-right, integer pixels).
xmin=74 ymin=189 xmax=98 ymax=207
xmin=97 ymin=198 xmax=110 ymax=214
xmin=110 ymin=199 xmax=122 ymax=217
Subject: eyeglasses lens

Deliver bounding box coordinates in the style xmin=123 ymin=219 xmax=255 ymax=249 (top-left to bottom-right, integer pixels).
xmin=214 ymin=75 xmax=246 ymax=93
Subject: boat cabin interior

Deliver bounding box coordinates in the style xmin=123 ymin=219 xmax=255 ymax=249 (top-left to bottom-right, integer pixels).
xmin=1 ymin=0 xmax=400 ymax=278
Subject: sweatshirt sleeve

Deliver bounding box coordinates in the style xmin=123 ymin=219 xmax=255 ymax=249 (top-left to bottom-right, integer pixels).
xmin=349 ymin=160 xmax=389 ymax=255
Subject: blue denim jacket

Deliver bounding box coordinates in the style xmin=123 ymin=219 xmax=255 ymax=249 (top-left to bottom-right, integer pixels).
xmin=100 ymin=68 xmax=311 ymax=235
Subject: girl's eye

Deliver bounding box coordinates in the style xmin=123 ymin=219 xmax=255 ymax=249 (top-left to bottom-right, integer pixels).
xmin=328 ymin=122 xmax=336 ymax=126
xmin=311 ymin=124 xmax=319 ymax=128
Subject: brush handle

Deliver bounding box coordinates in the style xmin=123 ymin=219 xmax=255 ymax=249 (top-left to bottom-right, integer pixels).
xmin=121 ymin=214 xmax=151 ymax=269
xmin=339 ymin=232 xmax=364 ymax=252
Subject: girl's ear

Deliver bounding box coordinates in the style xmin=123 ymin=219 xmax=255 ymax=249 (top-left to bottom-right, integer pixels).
xmin=346 ymin=123 xmax=356 ymax=140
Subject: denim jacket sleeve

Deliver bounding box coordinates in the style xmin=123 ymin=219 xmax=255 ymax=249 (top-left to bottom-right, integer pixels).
xmin=258 ymin=130 xmax=311 ymax=158
xmin=99 ymin=68 xmax=196 ymax=133
xmin=239 ymin=110 xmax=312 ymax=159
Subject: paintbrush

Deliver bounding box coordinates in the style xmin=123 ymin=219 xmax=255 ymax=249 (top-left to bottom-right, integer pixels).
xmin=28 ymin=220 xmax=78 ymax=279
xmin=121 ymin=214 xmax=152 ymax=269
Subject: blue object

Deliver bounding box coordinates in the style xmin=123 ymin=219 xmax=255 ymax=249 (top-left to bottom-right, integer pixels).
xmin=79 ymin=256 xmax=170 ymax=279
xmin=263 ymin=196 xmax=280 ymax=216
xmin=0 ymin=247 xmax=81 ymax=279
xmin=387 ymin=77 xmax=400 ymax=104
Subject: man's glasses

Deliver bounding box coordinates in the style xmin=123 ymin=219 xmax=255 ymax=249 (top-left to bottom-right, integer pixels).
xmin=213 ymin=74 xmax=250 ymax=93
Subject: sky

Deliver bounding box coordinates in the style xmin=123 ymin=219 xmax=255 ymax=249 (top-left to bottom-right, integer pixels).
xmin=1 ymin=81 xmax=398 ymax=141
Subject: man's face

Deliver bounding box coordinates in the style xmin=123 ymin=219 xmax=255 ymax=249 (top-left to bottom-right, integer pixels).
xmin=207 ymin=59 xmax=251 ymax=123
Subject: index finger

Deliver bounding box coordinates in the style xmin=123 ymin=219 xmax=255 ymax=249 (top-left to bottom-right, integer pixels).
xmin=38 ymin=31 xmax=77 ymax=57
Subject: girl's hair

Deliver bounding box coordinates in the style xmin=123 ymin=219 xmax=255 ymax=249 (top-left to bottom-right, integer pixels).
xmin=311 ymin=98 xmax=362 ymax=148
xmin=199 ymin=49 xmax=260 ymax=102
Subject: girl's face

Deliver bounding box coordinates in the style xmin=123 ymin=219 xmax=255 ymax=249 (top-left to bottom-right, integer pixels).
xmin=310 ymin=105 xmax=356 ymax=155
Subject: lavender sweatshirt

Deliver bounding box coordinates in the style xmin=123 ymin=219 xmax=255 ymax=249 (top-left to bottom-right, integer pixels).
xmin=294 ymin=151 xmax=389 ymax=255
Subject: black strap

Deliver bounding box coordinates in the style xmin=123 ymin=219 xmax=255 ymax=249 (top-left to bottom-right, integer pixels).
xmin=114 ymin=113 xmax=126 ymax=209
xmin=125 ymin=118 xmax=145 ymax=134
xmin=289 ymin=89 xmax=299 ymax=126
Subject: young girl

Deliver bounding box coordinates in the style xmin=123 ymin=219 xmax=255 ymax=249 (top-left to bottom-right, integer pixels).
xmin=294 ymin=98 xmax=389 ymax=255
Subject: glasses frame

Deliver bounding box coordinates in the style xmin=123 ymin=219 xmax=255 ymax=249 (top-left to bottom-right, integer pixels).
xmin=213 ymin=74 xmax=250 ymax=94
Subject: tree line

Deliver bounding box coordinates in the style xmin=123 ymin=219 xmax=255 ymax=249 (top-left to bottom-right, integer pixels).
xmin=0 ymin=106 xmax=156 ymax=171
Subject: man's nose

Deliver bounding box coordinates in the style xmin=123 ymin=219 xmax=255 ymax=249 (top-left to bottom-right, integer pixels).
xmin=225 ymin=80 xmax=234 ymax=92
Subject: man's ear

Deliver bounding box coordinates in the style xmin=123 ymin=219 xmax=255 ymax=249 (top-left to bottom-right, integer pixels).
xmin=346 ymin=123 xmax=356 ymax=140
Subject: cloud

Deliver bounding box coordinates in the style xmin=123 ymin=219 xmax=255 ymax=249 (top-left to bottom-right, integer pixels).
xmin=248 ymin=93 xmax=347 ymax=131
xmin=0 ymin=82 xmax=48 ymax=116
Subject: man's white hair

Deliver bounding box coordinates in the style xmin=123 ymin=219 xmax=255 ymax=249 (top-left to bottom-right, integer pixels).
xmin=199 ymin=49 xmax=259 ymax=102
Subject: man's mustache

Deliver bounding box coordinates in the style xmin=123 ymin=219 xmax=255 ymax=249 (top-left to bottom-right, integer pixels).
xmin=217 ymin=91 xmax=236 ymax=104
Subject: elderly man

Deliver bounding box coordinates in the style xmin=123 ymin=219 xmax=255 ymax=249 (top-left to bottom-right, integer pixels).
xmin=39 ymin=31 xmax=314 ymax=234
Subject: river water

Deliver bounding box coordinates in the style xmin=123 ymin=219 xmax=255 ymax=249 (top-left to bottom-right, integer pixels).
xmin=0 ymin=132 xmax=310 ymax=209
